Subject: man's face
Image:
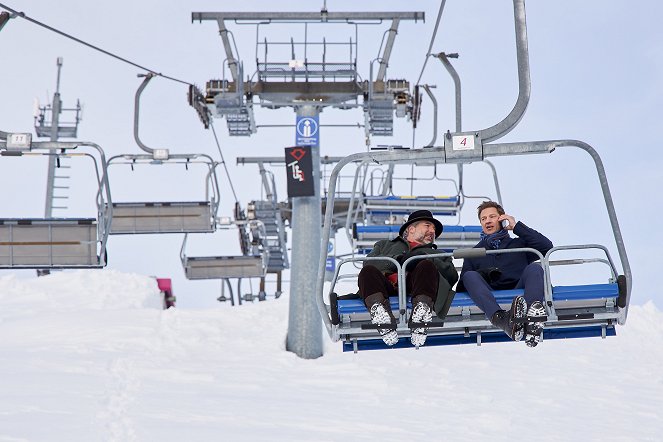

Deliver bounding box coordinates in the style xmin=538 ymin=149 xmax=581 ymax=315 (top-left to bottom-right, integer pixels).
xmin=408 ymin=221 xmax=436 ymax=245
xmin=479 ymin=207 xmax=501 ymax=235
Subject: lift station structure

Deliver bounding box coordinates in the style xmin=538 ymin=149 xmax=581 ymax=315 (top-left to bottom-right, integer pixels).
xmin=189 ymin=7 xmax=425 ymax=358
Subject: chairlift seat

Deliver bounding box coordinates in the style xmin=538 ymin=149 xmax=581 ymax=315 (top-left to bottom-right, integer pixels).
xmin=353 ymin=224 xmax=482 ymax=253
xmin=184 ymin=255 xmax=266 ymax=280
xmin=109 ymin=201 xmax=214 ymax=234
xmin=364 ymin=195 xmax=459 ymax=217
xmin=334 ymin=282 xmax=620 ymax=351
xmin=0 ymin=218 xmax=100 ymax=268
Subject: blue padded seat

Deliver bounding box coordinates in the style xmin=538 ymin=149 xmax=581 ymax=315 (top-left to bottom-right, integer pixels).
xmin=355 ymin=225 xmax=400 ymax=234
xmin=364 ymin=195 xmax=459 ymax=203
xmin=336 ymin=283 xmax=619 ymax=315
xmin=552 ymin=283 xmax=618 ymax=300
xmin=354 ymin=224 xmax=482 ymax=235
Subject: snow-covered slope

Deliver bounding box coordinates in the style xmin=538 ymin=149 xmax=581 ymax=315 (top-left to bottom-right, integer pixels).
xmin=0 ymin=270 xmax=661 ymax=441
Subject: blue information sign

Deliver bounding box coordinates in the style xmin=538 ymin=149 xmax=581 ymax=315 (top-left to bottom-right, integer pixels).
xmin=325 ymin=256 xmax=336 ymax=272
xmin=295 ymin=115 xmax=319 ymax=146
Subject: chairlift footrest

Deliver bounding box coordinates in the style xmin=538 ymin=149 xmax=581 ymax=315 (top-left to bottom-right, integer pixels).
xmin=557 ymin=313 xmax=594 ymax=320
xmin=361 ymin=322 xmax=397 ymax=331
xmin=409 ymin=322 xmax=445 ymax=329
xmin=526 ymin=315 xmax=548 ymax=323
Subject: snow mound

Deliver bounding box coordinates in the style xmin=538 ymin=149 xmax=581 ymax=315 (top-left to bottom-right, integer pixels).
xmin=0 ymin=270 xmax=163 ymax=320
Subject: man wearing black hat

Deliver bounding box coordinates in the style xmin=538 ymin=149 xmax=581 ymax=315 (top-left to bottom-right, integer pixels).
xmin=357 ymin=209 xmax=458 ymax=347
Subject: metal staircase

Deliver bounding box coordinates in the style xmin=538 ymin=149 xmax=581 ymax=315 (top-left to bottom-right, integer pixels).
xmin=247 ymin=200 xmax=288 ymax=271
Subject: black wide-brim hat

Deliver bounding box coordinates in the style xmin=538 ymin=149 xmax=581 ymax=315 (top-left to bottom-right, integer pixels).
xmin=399 ymin=209 xmax=443 ymax=238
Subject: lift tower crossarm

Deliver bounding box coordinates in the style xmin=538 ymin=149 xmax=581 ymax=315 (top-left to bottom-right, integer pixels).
xmin=192 ymin=12 xmax=424 ymax=23
xmin=192 ymin=9 xmax=423 ymax=83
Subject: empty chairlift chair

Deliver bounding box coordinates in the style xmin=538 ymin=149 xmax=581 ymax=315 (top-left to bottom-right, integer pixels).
xmin=106 ymin=153 xmax=220 ymax=235
xmin=0 ymin=138 xmax=111 ymax=269
xmin=180 ymin=219 xmax=269 ymax=281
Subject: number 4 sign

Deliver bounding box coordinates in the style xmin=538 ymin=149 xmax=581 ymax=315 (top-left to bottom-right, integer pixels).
xmin=452 ymin=134 xmax=475 ymax=151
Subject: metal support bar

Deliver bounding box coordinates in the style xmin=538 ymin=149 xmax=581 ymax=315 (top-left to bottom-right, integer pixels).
xmin=478 ymin=0 xmax=531 ymax=143
xmin=134 ymin=74 xmax=157 ymax=155
xmin=192 ymin=11 xmax=425 ymax=22
xmin=435 ymin=53 xmax=461 ymax=133
xmin=256 ymin=161 xmax=274 ymax=202
xmin=376 ymin=19 xmax=400 ymax=81
xmin=217 ymin=19 xmax=239 ymax=82
xmin=421 ymin=85 xmax=437 ymax=147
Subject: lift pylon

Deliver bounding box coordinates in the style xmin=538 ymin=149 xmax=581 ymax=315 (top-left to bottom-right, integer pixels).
xmin=191 ymin=7 xmax=426 ymax=359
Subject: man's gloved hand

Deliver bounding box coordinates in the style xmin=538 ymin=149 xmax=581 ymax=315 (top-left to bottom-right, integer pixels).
xmin=477 ymin=267 xmax=502 ymax=284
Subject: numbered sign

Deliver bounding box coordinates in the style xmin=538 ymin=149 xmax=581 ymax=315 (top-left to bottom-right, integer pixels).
xmin=452 ymin=134 xmax=475 ymax=151
xmin=6 ymin=133 xmax=32 ymax=150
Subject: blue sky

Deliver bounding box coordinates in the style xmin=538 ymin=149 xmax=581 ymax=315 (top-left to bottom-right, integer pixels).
xmin=0 ymin=0 xmax=661 ymax=309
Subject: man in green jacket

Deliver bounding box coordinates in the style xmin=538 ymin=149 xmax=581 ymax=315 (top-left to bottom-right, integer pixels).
xmin=358 ymin=210 xmax=459 ymax=347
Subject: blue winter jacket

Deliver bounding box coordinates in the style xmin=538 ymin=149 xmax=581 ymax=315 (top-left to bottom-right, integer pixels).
xmin=458 ymin=221 xmax=553 ymax=291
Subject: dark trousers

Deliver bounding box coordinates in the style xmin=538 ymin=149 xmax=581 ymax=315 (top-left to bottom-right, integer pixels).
xmin=358 ymin=260 xmax=439 ymax=307
xmin=460 ymin=263 xmax=545 ymax=319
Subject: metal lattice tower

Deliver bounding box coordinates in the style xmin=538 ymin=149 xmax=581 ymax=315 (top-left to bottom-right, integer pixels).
xmin=33 ymin=57 xmax=82 ymax=276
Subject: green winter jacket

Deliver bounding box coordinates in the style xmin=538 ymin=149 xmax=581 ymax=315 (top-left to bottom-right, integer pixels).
xmin=365 ymin=236 xmax=459 ymax=319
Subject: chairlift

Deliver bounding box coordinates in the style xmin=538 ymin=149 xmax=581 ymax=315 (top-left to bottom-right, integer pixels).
xmin=180 ymin=217 xmax=270 ymax=305
xmin=107 ymin=153 xmax=220 ymax=234
xmin=0 ymin=136 xmax=111 ymax=269
xmin=106 ymin=74 xmax=221 ymax=235
xmin=316 ymin=142 xmax=631 ymax=352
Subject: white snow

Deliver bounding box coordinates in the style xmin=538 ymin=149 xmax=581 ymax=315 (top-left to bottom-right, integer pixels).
xmin=0 ymin=270 xmax=661 ymax=441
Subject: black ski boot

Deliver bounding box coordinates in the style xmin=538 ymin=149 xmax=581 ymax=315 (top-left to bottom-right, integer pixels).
xmin=490 ymin=295 xmax=527 ymax=341
xmin=524 ymin=300 xmax=547 ymax=347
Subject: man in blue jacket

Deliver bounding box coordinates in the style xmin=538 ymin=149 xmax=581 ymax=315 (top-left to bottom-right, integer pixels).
xmin=458 ymin=201 xmax=553 ymax=347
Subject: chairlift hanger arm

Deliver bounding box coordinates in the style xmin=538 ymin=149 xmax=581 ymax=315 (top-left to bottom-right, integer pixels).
xmin=134 ymin=74 xmax=158 ymax=155
xmin=477 ymin=0 xmax=530 ymax=143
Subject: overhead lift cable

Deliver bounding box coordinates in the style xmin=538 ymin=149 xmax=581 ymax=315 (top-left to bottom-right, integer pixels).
xmin=414 ymin=0 xmax=447 ymax=87
xmin=210 ymin=122 xmax=239 ymax=204
xmin=411 ymin=0 xmax=446 ymax=150
xmin=0 ymin=2 xmax=193 ymax=86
